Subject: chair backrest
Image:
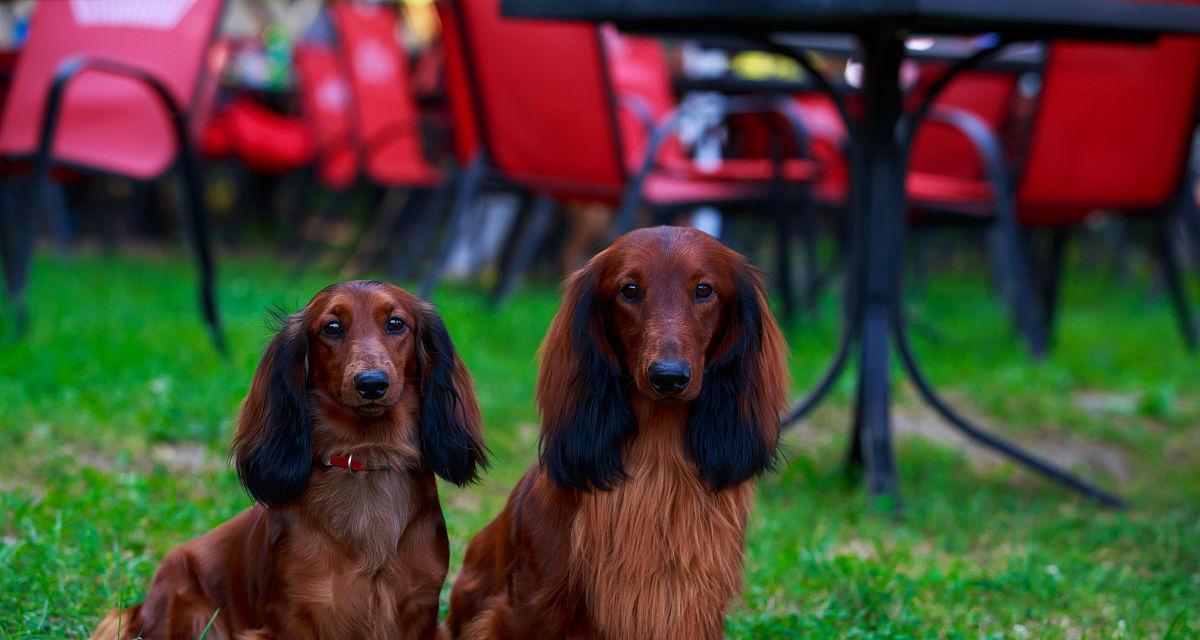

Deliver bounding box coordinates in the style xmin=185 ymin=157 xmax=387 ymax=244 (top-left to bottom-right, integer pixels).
xmin=328 ymin=1 xmax=433 ymax=186
xmin=435 ymin=0 xmax=482 ymax=165
xmin=450 ymin=0 xmax=625 ymax=200
xmin=909 ymin=69 xmax=1018 ymax=181
xmin=0 ymin=0 xmax=224 ymax=179
xmin=1017 ymin=36 xmax=1200 ymax=224
xmin=294 ymin=42 xmax=358 ymax=189
xmin=602 ymin=25 xmax=676 ymax=173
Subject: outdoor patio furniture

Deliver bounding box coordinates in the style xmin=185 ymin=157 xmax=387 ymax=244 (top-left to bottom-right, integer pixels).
xmin=293 ymin=42 xmax=358 ymax=190
xmin=435 ymin=0 xmax=823 ymax=311
xmin=896 ymin=34 xmax=1200 ymax=357
xmin=501 ymin=0 xmax=1200 ymax=508
xmin=0 ymin=0 xmax=226 ymax=349
xmin=289 ymin=2 xmax=452 ymax=282
xmin=1017 ymin=37 xmax=1200 ymax=352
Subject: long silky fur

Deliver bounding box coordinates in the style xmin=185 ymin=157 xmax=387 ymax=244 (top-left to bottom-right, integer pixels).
xmin=232 ymin=312 xmax=313 ymax=506
xmin=686 ymin=269 xmax=780 ymax=491
xmin=538 ymin=268 xmax=637 ymax=492
xmin=418 ymin=307 xmax=489 ymax=486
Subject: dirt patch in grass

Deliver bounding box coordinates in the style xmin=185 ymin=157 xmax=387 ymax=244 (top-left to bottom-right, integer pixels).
xmin=782 ymin=392 xmax=1133 ymax=486
xmin=18 ymin=441 xmax=225 ymax=478
xmin=892 ymin=400 xmax=1133 ymax=485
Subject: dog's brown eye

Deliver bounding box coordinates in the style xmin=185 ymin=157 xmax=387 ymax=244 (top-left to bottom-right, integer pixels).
xmin=321 ymin=321 xmax=344 ymax=338
xmin=620 ymin=283 xmax=640 ymax=300
xmin=386 ymin=317 xmax=406 ymax=334
xmin=695 ymin=283 xmax=713 ymax=299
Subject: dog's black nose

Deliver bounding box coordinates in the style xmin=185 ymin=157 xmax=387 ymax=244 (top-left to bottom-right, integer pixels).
xmin=354 ymin=370 xmax=389 ymax=400
xmin=648 ymin=360 xmax=691 ymax=395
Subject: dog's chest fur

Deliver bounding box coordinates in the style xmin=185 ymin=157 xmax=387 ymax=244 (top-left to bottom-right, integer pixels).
xmin=306 ymin=468 xmax=415 ymax=565
xmin=271 ymin=469 xmax=436 ymax=639
xmin=568 ymin=419 xmax=754 ymax=640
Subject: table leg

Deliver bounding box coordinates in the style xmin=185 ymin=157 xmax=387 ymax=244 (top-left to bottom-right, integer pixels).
xmin=776 ymin=29 xmax=1121 ymax=507
xmin=847 ymin=30 xmax=907 ymax=502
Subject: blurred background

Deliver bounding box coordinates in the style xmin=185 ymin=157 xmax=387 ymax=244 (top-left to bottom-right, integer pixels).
xmin=1 ymin=0 xmax=1199 ymax=637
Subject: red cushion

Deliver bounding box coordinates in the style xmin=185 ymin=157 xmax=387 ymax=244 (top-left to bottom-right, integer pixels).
xmin=642 ymin=173 xmax=769 ymax=205
xmin=907 ymin=171 xmax=993 ymax=209
xmin=199 ymin=109 xmax=233 ymax=158
xmin=222 ymin=99 xmax=314 ymax=174
xmin=657 ymin=155 xmax=820 ymax=183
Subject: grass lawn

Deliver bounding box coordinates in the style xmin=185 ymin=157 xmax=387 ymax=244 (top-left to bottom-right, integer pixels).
xmin=1 ymin=249 xmax=1198 ymax=639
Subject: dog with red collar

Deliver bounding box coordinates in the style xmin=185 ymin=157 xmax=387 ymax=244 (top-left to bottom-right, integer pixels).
xmin=92 ymin=280 xmax=487 ymax=640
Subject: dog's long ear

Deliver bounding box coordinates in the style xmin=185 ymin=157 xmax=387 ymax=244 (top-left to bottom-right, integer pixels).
xmin=537 ymin=260 xmax=636 ymax=491
xmin=232 ymin=312 xmax=312 ymax=506
xmin=687 ymin=265 xmax=790 ymax=491
xmin=417 ymin=303 xmax=487 ymax=486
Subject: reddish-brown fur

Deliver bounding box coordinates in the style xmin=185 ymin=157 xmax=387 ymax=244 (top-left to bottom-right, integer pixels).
xmin=443 ymin=227 xmax=790 ymax=640
xmin=91 ymin=281 xmax=486 ymax=640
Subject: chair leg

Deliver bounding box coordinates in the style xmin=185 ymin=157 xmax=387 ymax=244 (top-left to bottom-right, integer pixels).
xmin=420 ymin=155 xmax=486 ymax=300
xmin=1183 ymin=191 xmax=1200 ymax=277
xmin=389 ymin=177 xmax=455 ymax=284
xmin=993 ymin=207 xmax=1048 ymax=358
xmin=613 ymin=161 xmax=654 ymax=239
xmin=176 ymin=146 xmax=224 ymax=353
xmin=1152 ymin=214 xmax=1198 ymax=352
xmin=774 ymin=208 xmax=797 ymax=324
xmin=42 ymin=180 xmax=72 ymax=256
xmin=290 ymin=188 xmax=351 ymax=275
xmin=908 ymin=226 xmax=930 ymax=296
xmin=0 ymin=179 xmax=28 ymax=334
xmin=339 ymin=188 xmax=414 ymax=278
xmin=3 ymin=172 xmax=52 ymax=337
xmin=491 ymin=194 xmax=555 ymax=306
xmin=799 ymin=200 xmax=824 ymax=313
xmin=1040 ymin=227 xmax=1070 ymax=347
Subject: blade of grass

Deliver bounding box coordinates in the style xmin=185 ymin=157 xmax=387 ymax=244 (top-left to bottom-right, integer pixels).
xmin=197 ymin=608 xmax=220 ymax=640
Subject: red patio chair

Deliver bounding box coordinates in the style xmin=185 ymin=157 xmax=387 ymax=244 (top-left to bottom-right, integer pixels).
xmin=899 ymin=68 xmax=1051 ymax=353
xmin=331 ymin=2 xmax=439 ymax=189
xmin=433 ymin=0 xmax=821 ymax=310
xmin=905 ymin=36 xmax=1200 ymax=355
xmin=321 ymin=1 xmax=451 ymax=279
xmin=1020 ymin=37 xmax=1200 ymax=351
xmin=294 ymin=42 xmax=357 ymax=191
xmin=0 ymin=0 xmax=226 ymax=348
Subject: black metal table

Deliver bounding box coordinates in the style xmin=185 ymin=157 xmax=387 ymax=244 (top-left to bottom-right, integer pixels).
xmin=502 ymin=0 xmax=1200 ymax=508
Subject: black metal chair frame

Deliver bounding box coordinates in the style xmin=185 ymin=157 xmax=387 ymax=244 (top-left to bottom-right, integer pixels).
xmin=0 ymin=56 xmax=224 ymax=351
xmin=762 ymin=35 xmax=1125 ymax=508
xmin=428 ymin=3 xmax=824 ymax=309
xmin=294 ymin=18 xmax=460 ymax=284
xmin=903 ymin=44 xmax=1200 ymax=358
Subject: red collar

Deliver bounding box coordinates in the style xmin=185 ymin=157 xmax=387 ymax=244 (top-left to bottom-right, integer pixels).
xmin=319 ymin=453 xmax=389 ymax=472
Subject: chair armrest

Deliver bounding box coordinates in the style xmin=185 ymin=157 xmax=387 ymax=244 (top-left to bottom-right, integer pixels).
xmin=922 ymin=104 xmax=1013 ymax=211
xmin=633 ymin=93 xmax=813 ymax=180
xmin=617 ymin=93 xmax=657 ymax=137
xmin=42 ymin=56 xmax=192 ymax=153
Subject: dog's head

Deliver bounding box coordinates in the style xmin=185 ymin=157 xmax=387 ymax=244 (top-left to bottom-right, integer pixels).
xmin=232 ymin=280 xmax=487 ymax=505
xmin=537 ymin=226 xmax=790 ymax=492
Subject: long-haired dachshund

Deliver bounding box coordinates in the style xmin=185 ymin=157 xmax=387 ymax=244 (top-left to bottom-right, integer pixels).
xmin=92 ymin=280 xmax=487 ymax=640
xmin=444 ymin=227 xmax=790 ymax=639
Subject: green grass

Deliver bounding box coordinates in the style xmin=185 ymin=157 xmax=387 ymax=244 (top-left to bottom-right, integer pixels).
xmin=1 ymin=249 xmax=1198 ymax=638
